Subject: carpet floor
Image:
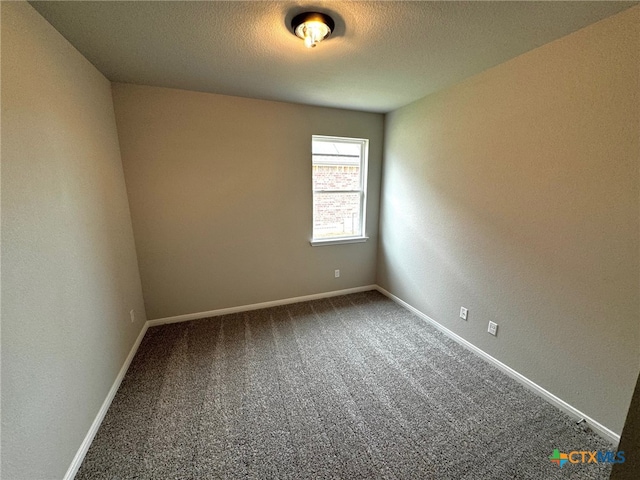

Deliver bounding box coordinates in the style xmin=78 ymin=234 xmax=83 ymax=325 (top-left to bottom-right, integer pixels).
xmin=77 ymin=291 xmax=614 ymax=479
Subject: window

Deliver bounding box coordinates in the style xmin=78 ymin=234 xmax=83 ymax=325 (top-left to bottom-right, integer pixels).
xmin=311 ymin=135 xmax=369 ymax=245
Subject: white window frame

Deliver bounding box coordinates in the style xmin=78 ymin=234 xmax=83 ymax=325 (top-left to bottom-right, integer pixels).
xmin=310 ymin=135 xmax=369 ymax=246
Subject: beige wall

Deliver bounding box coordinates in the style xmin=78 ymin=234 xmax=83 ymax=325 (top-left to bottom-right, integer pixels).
xmin=378 ymin=6 xmax=639 ymax=434
xmin=112 ymin=84 xmax=383 ymax=320
xmin=1 ymin=3 xmax=146 ymax=478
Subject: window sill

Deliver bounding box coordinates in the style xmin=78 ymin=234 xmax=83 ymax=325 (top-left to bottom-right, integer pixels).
xmin=310 ymin=237 xmax=369 ymax=247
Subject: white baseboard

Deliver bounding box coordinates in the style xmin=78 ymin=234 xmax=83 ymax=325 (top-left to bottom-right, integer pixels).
xmin=63 ymin=322 xmax=149 ymax=480
xmin=148 ymin=285 xmax=378 ymax=327
xmin=374 ymin=285 xmax=621 ymax=446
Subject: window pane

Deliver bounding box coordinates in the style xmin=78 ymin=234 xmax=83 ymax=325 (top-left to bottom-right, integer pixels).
xmin=313 ymin=191 xmax=361 ymax=238
xmin=311 ymin=135 xmax=368 ymax=243
xmin=312 ymin=160 xmax=361 ymax=191
xmin=312 ymin=139 xmax=361 ymax=156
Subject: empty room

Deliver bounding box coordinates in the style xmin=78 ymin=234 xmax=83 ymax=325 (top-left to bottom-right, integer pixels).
xmin=1 ymin=1 xmax=639 ymax=479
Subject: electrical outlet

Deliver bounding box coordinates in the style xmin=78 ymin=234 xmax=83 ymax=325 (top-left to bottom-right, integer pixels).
xmin=130 ymin=309 xmax=135 ymax=323
xmin=488 ymin=321 xmax=498 ymax=336
xmin=335 ymin=269 xmax=340 ymax=278
xmin=460 ymin=307 xmax=468 ymax=320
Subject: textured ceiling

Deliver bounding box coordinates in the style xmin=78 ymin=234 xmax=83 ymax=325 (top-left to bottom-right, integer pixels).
xmin=29 ymin=1 xmax=637 ymax=113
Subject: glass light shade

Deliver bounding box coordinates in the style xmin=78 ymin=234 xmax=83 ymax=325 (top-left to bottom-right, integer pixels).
xmin=291 ymin=12 xmax=334 ymax=48
xmin=295 ymin=21 xmax=331 ymax=48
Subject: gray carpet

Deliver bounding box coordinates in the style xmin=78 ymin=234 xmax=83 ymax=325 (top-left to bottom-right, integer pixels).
xmin=77 ymin=291 xmax=614 ymax=479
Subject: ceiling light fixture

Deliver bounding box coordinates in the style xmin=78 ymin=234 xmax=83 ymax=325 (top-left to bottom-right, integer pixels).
xmin=291 ymin=12 xmax=335 ymax=48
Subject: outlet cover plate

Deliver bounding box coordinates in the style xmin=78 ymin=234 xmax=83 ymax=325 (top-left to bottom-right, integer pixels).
xmin=488 ymin=321 xmax=498 ymax=336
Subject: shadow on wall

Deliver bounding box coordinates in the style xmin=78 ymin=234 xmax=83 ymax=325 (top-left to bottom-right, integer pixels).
xmin=610 ymin=370 xmax=640 ymax=479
